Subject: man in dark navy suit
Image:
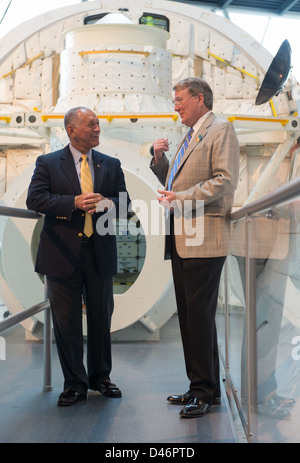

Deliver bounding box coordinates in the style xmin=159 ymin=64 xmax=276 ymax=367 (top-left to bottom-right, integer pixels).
xmin=27 ymin=107 xmax=130 ymax=406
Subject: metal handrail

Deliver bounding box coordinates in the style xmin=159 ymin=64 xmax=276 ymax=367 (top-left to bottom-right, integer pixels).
xmin=231 ymin=175 xmax=300 ymax=221
xmin=226 ymin=175 xmax=300 ymax=441
xmin=0 ymin=204 xmax=51 ymax=391
xmin=0 ymin=300 xmax=49 ymax=333
xmin=0 ymin=205 xmax=41 ymax=219
xmin=1 ymin=175 xmax=300 ymax=407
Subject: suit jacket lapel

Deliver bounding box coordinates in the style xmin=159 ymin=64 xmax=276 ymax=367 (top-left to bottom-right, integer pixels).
xmin=60 ymin=146 xmax=81 ymax=195
xmin=92 ymin=150 xmax=105 ymax=193
xmin=59 ymin=147 xmax=106 ymax=194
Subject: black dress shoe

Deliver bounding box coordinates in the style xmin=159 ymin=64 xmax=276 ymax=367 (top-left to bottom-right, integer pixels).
xmin=57 ymin=388 xmax=86 ymax=407
xmin=95 ymin=380 xmax=122 ymax=398
xmin=257 ymin=395 xmax=292 ymax=419
xmin=269 ymin=394 xmax=295 ymax=407
xmin=167 ymin=391 xmax=192 ymax=405
xmin=180 ymin=398 xmax=211 ymax=418
xmin=257 ymin=401 xmax=289 ymax=419
xmin=168 ymin=391 xmax=221 ymax=406
xmin=213 ymin=396 xmax=221 ymax=405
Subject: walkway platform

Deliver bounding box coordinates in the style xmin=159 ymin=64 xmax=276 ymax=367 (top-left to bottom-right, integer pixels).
xmin=0 ymin=316 xmax=240 ymax=444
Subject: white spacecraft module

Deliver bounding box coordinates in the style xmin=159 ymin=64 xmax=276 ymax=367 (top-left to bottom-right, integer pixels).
xmin=0 ymin=0 xmax=300 ymax=340
xmin=0 ymin=10 xmax=181 ymax=340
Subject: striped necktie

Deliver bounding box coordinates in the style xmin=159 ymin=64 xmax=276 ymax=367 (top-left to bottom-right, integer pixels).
xmin=80 ymin=154 xmax=93 ymax=237
xmin=167 ymin=128 xmax=194 ymax=190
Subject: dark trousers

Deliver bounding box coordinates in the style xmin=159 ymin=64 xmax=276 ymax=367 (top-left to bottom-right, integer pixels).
xmin=47 ymin=240 xmax=114 ymax=395
xmin=171 ymin=234 xmax=226 ymax=404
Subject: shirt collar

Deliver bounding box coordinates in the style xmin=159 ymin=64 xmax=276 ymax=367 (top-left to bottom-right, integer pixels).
xmin=191 ymin=110 xmax=212 ymax=137
xmin=69 ymin=144 xmax=92 ymax=164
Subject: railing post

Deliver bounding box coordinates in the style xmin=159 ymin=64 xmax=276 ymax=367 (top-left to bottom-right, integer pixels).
xmin=43 ymin=278 xmax=52 ymax=392
xmin=245 ymin=213 xmax=257 ymax=442
xmin=223 ymin=259 xmax=230 ymax=390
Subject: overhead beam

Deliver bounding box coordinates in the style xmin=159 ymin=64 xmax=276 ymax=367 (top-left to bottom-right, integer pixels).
xmin=175 ymin=0 xmax=300 ymax=17
xmin=219 ymin=0 xmax=234 ymax=7
xmin=278 ymin=0 xmax=299 ymax=15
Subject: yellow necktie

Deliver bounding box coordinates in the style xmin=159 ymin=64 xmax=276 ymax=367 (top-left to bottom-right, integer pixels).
xmin=80 ymin=154 xmax=93 ymax=237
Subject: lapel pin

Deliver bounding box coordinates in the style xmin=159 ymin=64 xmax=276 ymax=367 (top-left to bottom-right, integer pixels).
xmin=196 ymin=135 xmax=203 ymax=142
xmin=97 ymin=164 xmax=101 ymax=168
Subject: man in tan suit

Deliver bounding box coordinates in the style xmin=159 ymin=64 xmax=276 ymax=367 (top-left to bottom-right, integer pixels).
xmin=150 ymin=77 xmax=240 ymax=418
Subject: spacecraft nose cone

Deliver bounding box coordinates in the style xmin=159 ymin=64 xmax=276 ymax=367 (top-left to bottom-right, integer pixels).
xmin=96 ymin=13 xmax=133 ymax=25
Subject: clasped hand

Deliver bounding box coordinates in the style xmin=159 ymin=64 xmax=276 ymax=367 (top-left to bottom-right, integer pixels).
xmin=76 ymin=192 xmax=107 ymax=214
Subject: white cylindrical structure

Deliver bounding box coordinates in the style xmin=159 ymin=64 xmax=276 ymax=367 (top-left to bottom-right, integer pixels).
xmin=1 ymin=3 xmax=298 ymax=340
xmin=55 ymin=14 xmax=173 ymax=115
xmin=0 ymin=14 xmax=181 ymax=340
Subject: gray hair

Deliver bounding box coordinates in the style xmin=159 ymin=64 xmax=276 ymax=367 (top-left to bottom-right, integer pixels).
xmin=173 ymin=77 xmax=213 ymax=110
xmin=64 ymin=107 xmax=92 ymax=130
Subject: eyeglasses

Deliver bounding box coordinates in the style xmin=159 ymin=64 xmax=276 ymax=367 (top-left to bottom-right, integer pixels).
xmin=173 ymin=94 xmax=198 ymax=107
